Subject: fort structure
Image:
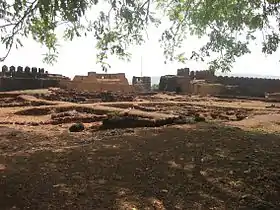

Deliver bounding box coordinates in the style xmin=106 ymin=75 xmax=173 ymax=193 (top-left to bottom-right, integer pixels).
xmin=0 ymin=65 xmax=69 ymax=91
xmin=159 ymin=68 xmax=192 ymax=93
xmin=159 ymin=68 xmax=280 ymax=97
xmin=132 ymin=76 xmax=151 ymax=92
xmin=213 ymin=76 xmax=280 ymax=97
xmin=59 ymin=72 xmax=134 ymax=92
xmin=3 ymin=63 xmax=279 ymax=97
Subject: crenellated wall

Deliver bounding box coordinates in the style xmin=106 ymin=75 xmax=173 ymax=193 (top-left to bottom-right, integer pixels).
xmin=159 ymin=68 xmax=280 ymax=97
xmin=0 ymin=65 xmax=69 ymax=91
xmin=159 ymin=68 xmax=191 ymax=93
xmin=177 ymin=68 xmax=190 ymax=77
xmin=214 ymin=76 xmax=280 ymax=97
xmin=1 ymin=65 xmax=47 ymax=78
xmin=190 ymin=70 xmax=216 ymax=81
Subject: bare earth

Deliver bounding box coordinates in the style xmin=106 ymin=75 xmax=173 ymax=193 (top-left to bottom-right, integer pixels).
xmin=0 ymin=89 xmax=279 ymax=209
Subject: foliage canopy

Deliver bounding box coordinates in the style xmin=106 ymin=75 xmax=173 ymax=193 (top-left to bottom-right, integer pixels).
xmin=1 ymin=0 xmax=280 ymax=71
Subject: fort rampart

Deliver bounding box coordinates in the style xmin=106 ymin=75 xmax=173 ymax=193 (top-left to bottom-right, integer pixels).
xmin=0 ymin=65 xmax=69 ymax=91
xmin=213 ymin=76 xmax=280 ymax=97
xmin=159 ymin=68 xmax=280 ymax=96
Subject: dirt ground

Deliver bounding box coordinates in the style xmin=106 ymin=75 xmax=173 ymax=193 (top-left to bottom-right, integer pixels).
xmin=0 ymin=89 xmax=280 ymax=209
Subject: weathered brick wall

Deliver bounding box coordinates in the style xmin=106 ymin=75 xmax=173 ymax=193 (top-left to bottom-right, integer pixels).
xmin=186 ymin=69 xmax=280 ymax=97
xmin=159 ymin=76 xmax=178 ymax=92
xmin=61 ymin=72 xmax=133 ymax=92
xmin=159 ymin=68 xmax=280 ymax=96
xmin=159 ymin=76 xmax=191 ymax=93
xmin=159 ymin=68 xmax=191 ymax=93
xmin=191 ymin=82 xmax=225 ymax=96
xmin=215 ymin=76 xmax=280 ymax=97
xmin=177 ymin=68 xmax=190 ymax=77
xmin=132 ymin=76 xmax=151 ymax=92
xmin=0 ymin=78 xmax=60 ymax=91
xmin=1 ymin=65 xmax=46 ymax=78
xmin=192 ymin=70 xmax=216 ymax=81
xmin=176 ymin=77 xmax=191 ymax=93
xmin=0 ymin=65 xmax=67 ymax=91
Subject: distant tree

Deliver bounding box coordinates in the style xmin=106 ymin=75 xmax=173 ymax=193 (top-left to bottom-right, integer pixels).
xmin=151 ymin=84 xmax=159 ymax=90
xmin=1 ymin=0 xmax=280 ymax=71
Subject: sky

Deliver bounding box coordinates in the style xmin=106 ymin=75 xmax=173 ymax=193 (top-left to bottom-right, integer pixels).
xmin=1 ymin=3 xmax=280 ymax=82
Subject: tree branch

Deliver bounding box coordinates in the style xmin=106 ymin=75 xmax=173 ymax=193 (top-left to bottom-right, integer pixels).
xmin=0 ymin=0 xmax=38 ymax=62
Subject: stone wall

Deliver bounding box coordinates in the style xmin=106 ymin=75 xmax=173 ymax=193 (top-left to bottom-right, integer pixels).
xmin=159 ymin=68 xmax=280 ymax=97
xmin=60 ymin=72 xmax=133 ymax=92
xmin=159 ymin=76 xmax=178 ymax=92
xmin=159 ymin=76 xmax=191 ymax=93
xmin=0 ymin=65 xmax=69 ymax=91
xmin=132 ymin=76 xmax=151 ymax=92
xmin=214 ymin=76 xmax=280 ymax=97
xmin=191 ymin=82 xmax=225 ymax=96
xmin=0 ymin=78 xmax=60 ymax=91
xmin=191 ymin=70 xmax=216 ymax=81
xmin=1 ymin=65 xmax=46 ymax=78
xmin=190 ymin=72 xmax=280 ymax=97
xmin=159 ymin=68 xmax=191 ymax=93
xmin=177 ymin=68 xmax=190 ymax=77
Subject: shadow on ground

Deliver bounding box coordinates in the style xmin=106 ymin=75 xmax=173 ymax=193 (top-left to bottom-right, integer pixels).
xmin=0 ymin=124 xmax=279 ymax=209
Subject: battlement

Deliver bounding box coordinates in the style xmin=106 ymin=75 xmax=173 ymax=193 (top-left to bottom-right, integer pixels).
xmin=215 ymin=75 xmax=280 ymax=82
xmin=177 ymin=68 xmax=190 ymax=77
xmin=1 ymin=65 xmax=68 ymax=80
xmin=162 ymin=68 xmax=216 ymax=81
xmin=1 ymin=65 xmax=46 ymax=78
xmin=0 ymin=65 xmax=70 ymax=91
xmin=159 ymin=67 xmax=280 ymax=97
xmin=214 ymin=76 xmax=280 ymax=97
